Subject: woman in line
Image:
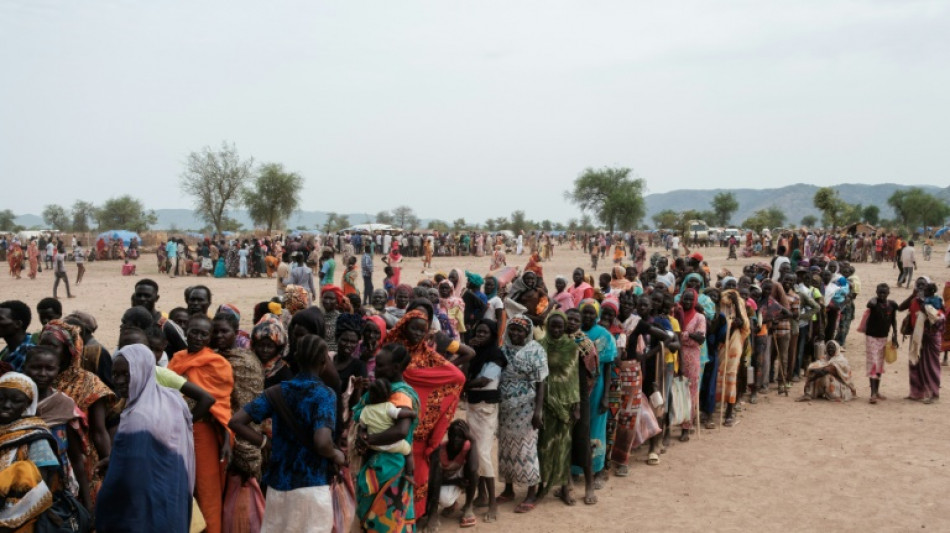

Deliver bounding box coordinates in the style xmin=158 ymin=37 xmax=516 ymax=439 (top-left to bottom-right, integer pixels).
xmin=342 ymin=256 xmax=360 ymax=300
xmin=385 ymin=309 xmax=465 ymax=520
xmin=716 ymin=289 xmax=751 ymax=427
xmin=230 ymin=335 xmax=345 ymax=533
xmin=23 ymin=346 xmax=91 ymax=510
xmin=577 ymin=299 xmax=616 ymax=488
xmin=798 ymin=340 xmax=857 ymax=402
xmin=465 ymin=319 xmax=506 ymax=522
xmin=8 ymin=241 xmax=23 ymax=279
xmin=168 ymin=315 xmax=234 ymax=533
xmin=39 ymin=320 xmax=115 ymax=505
xmin=27 ymin=240 xmax=39 ymax=279
xmin=565 ymin=308 xmax=598 ymax=504
xmin=352 ymin=343 xmax=420 ymax=532
xmin=677 ymin=289 xmax=706 ymax=440
xmin=497 ymin=317 xmax=548 ymax=513
xmin=360 ymin=316 xmax=387 ymax=380
xmin=904 ymin=281 xmax=945 ymax=403
xmin=321 ymin=285 xmax=350 ymax=353
xmin=96 ymin=344 xmax=195 ymax=532
xmin=0 ymin=372 xmax=60 ymax=531
xmin=537 ymin=312 xmax=579 ymax=505
xmin=252 ymin=315 xmax=293 ymax=389
xmin=438 ymin=279 xmax=466 ymax=342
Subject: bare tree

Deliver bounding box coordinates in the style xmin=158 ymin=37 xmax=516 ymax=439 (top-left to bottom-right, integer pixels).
xmin=181 ymin=142 xmax=254 ymax=235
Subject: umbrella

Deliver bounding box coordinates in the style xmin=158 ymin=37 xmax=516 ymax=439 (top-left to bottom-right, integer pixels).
xmin=97 ymin=230 xmax=141 ymax=247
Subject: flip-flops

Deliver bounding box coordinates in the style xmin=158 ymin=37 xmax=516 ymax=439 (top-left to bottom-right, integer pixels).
xmin=495 ymin=495 xmax=514 ymax=504
xmin=514 ymin=502 xmax=536 ymax=513
xmin=460 ymin=515 xmax=477 ymax=528
xmin=647 ymin=453 xmax=660 ymax=466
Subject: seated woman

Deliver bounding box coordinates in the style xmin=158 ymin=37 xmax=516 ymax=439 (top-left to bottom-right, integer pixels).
xmin=426 ymin=420 xmax=479 ymax=529
xmin=797 ymin=340 xmax=857 ymax=402
xmin=0 ymin=372 xmax=60 ymax=531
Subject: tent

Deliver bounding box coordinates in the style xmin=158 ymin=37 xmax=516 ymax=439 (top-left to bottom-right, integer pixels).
xmin=97 ymin=230 xmax=141 ymax=247
xmin=934 ymin=226 xmax=949 ymax=238
xmin=342 ymin=223 xmax=402 ymax=234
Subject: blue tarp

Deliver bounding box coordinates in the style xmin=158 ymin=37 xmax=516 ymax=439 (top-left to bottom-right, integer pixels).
xmin=934 ymin=226 xmax=949 ymax=238
xmin=97 ymin=230 xmax=141 ymax=247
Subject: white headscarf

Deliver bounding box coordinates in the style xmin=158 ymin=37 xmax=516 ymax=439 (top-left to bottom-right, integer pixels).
xmin=0 ymin=372 xmax=38 ymax=416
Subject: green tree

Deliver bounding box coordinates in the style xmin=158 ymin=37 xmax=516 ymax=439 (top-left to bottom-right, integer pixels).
xmin=376 ymin=211 xmax=394 ymax=224
xmin=651 ymin=209 xmax=679 ymax=229
xmin=70 ymin=201 xmax=97 ymax=233
xmin=741 ymin=206 xmax=786 ymax=232
xmin=323 ymin=213 xmax=350 ymax=234
xmin=711 ymin=192 xmax=739 ymax=226
xmin=579 ymin=214 xmax=594 ymax=232
xmin=567 ymin=218 xmax=578 ymax=231
xmin=42 ymin=204 xmax=71 ymax=231
xmin=391 ymin=206 xmax=419 ymax=230
xmin=0 ymin=210 xmax=17 ymax=232
xmin=95 ymin=196 xmax=156 ymax=233
xmin=887 ymin=188 xmax=950 ymax=230
xmin=800 ymin=214 xmax=818 ymax=228
xmin=541 ymin=220 xmax=553 ymax=231
xmin=510 ymin=210 xmax=530 ymax=234
xmin=862 ymin=205 xmax=880 ymax=226
xmin=813 ymin=187 xmax=847 ymax=232
xmin=244 ymin=163 xmax=304 ymax=233
xmin=180 ymin=142 xmax=254 ymax=235
xmin=428 ymin=220 xmax=450 ymax=233
xmin=564 ymin=167 xmax=646 ymax=231
xmin=452 ymin=218 xmax=466 ymax=232
xmin=484 ymin=218 xmax=497 ymax=232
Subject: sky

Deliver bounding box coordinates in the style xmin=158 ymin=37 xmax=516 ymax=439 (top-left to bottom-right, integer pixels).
xmin=2 ymin=0 xmax=948 ymax=224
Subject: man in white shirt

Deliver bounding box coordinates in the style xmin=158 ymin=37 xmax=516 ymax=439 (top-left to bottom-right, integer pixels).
xmin=670 ymin=235 xmax=681 ymax=258
xmin=898 ymin=241 xmax=917 ymax=288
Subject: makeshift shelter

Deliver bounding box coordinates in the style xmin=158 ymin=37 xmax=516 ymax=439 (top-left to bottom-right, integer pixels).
xmin=97 ymin=230 xmax=141 ymax=247
xmin=841 ymin=223 xmax=876 ymax=236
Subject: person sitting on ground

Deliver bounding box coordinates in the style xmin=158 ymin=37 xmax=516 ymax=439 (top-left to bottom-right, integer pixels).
xmin=426 ymin=419 xmax=480 ymax=529
xmin=797 ymin=340 xmax=857 ymax=402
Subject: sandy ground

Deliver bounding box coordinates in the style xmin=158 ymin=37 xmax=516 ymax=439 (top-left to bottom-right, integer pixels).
xmin=2 ymin=244 xmax=948 ymax=532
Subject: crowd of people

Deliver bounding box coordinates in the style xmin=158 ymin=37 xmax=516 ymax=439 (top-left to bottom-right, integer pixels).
xmin=0 ymin=229 xmax=947 ymax=532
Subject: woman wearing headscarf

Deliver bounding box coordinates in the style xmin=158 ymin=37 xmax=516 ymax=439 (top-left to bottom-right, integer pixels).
xmin=438 ymin=280 xmax=465 ymax=342
xmin=677 ymin=289 xmax=706 ymax=439
xmin=168 ymin=315 xmax=233 ymax=533
xmin=39 ymin=319 xmax=115 ymax=505
xmin=537 ymin=311 xmax=579 ymax=504
xmin=716 ymin=289 xmax=751 ymax=427
xmin=382 ymin=245 xmax=403 ymax=287
xmin=321 ymin=285 xmax=350 ymax=353
xmin=576 ymin=299 xmax=616 ymax=488
xmin=496 ymin=316 xmax=548 ymax=513
xmin=0 ymin=372 xmax=58 ymax=531
xmin=798 ymin=340 xmax=857 ymax=402
xmin=524 ymin=251 xmax=543 ymax=280
xmin=63 ymin=310 xmax=114 ymax=389
xmin=96 ymin=344 xmax=195 ymax=532
xmin=283 ymin=284 xmax=311 ymax=317
xmin=215 ymin=304 xmax=251 ymax=349
xmin=904 ymin=280 xmax=944 ymax=403
xmin=333 ymin=313 xmax=368 ymax=426
xmin=359 ymin=316 xmax=387 ymax=380
xmin=252 ymin=315 xmax=292 ymax=389
xmin=8 ymin=241 xmax=23 ymax=279
xmin=385 ymin=310 xmax=465 ymax=519
xmin=608 ymin=266 xmax=638 ymax=295
xmin=27 ymin=240 xmax=39 ymax=279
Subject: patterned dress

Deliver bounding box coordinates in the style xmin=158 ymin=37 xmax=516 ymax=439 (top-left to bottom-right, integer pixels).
xmin=498 ymin=340 xmax=549 ymax=485
xmin=537 ymin=328 xmax=578 ymax=493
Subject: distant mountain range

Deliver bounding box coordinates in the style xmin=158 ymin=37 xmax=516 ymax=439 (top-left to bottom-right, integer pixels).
xmin=11 ymin=183 xmax=949 ymax=231
xmin=642 ymin=183 xmax=950 ymax=227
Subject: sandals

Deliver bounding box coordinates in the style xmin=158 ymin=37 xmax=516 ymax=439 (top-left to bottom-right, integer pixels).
xmin=614 ymin=464 xmax=630 ymax=477
xmin=647 ymin=453 xmax=660 ymax=466
xmin=495 ymin=495 xmax=514 ymax=504
xmin=460 ymin=515 xmax=477 ymax=528
xmin=514 ymin=502 xmax=537 ymax=513
xmin=723 ymin=416 xmax=737 ymax=427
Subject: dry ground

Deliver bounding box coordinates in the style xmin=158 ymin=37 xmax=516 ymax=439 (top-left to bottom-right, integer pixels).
xmin=2 ymin=243 xmax=948 ymax=532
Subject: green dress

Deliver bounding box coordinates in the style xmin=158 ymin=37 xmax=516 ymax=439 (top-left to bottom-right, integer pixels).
xmin=537 ymin=322 xmax=580 ymax=493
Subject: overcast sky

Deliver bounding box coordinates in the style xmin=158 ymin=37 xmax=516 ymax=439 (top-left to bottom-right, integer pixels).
xmin=2 ymin=1 xmax=948 ymax=223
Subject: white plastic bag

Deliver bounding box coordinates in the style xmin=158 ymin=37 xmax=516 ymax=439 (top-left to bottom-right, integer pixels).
xmin=669 ymin=376 xmax=692 ymax=427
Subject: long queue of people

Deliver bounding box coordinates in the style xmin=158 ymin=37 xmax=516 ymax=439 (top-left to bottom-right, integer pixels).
xmin=0 ymin=239 xmax=947 ymax=533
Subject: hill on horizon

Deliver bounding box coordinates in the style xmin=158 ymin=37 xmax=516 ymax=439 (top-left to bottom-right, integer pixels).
xmin=10 ymin=183 xmax=949 ymax=231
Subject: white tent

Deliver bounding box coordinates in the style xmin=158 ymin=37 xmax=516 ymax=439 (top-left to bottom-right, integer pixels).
xmin=342 ymin=223 xmax=402 ymax=234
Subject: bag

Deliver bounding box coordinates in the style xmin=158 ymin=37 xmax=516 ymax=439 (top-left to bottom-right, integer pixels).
xmin=900 ymin=314 xmax=913 ymax=336
xmin=648 ymin=390 xmax=665 ymax=411
xmin=884 ymin=340 xmax=898 ymax=364
xmin=201 ymin=257 xmax=213 ymax=271
xmin=190 ymin=498 xmax=206 ymax=533
xmin=669 ymin=377 xmax=692 ymax=427
xmin=856 ymin=309 xmax=870 ymax=334
xmin=222 ymin=474 xmax=265 ymax=533
xmin=631 ymin=392 xmax=662 ymax=449
xmin=34 ymin=490 xmax=92 ymax=533
xmin=331 ymin=470 xmax=356 ymax=533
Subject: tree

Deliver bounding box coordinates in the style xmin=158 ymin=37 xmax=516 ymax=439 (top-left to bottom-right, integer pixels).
xmin=813 ymin=187 xmax=847 ymax=232
xmin=862 ymin=205 xmax=880 ymax=226
xmin=391 ymin=206 xmax=419 ymax=230
xmin=0 ymin=210 xmax=18 ymax=232
xmin=484 ymin=218 xmax=497 ymax=232
xmin=42 ymin=205 xmax=70 ymax=231
xmin=180 ymin=142 xmax=254 ymax=236
xmin=541 ymin=220 xmax=553 ymax=231
xmin=711 ymin=192 xmax=739 ymax=227
xmin=567 ymin=218 xmax=578 ymax=231
xmin=800 ymin=215 xmax=818 ymax=228
xmin=452 ymin=218 xmax=466 ymax=232
xmin=95 ymin=196 xmax=156 ymax=233
xmin=376 ymin=211 xmax=394 ymax=224
xmin=511 ymin=210 xmax=530 ymax=234
xmin=579 ymin=214 xmax=594 ymax=232
xmin=70 ymin=201 xmax=96 ymax=233
xmin=887 ymin=188 xmax=950 ymax=230
xmin=741 ymin=206 xmax=786 ymax=232
xmin=651 ymin=209 xmax=679 ymax=229
xmin=244 ymin=163 xmax=304 ymax=233
xmin=564 ymin=167 xmax=646 ymax=231
xmin=323 ymin=213 xmax=350 ymax=234
xmin=428 ymin=220 xmax=450 ymax=233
